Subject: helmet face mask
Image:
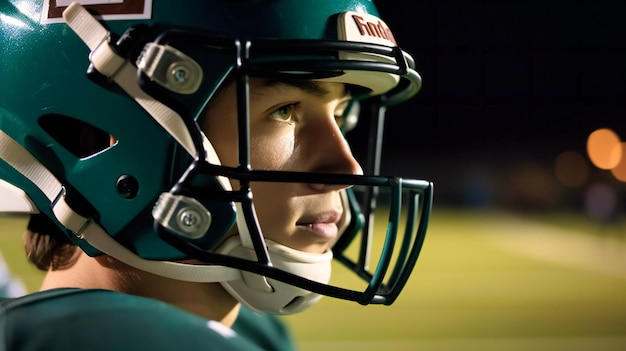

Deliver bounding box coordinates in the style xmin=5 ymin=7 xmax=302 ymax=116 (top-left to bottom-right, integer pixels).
xmin=0 ymin=0 xmax=433 ymax=313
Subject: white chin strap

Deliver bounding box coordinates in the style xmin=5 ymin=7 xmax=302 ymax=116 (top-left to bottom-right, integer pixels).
xmin=0 ymin=2 xmax=341 ymax=314
xmin=217 ymin=236 xmax=332 ymax=314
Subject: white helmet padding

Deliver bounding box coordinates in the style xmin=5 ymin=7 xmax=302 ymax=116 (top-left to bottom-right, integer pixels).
xmin=217 ymin=237 xmax=332 ymax=314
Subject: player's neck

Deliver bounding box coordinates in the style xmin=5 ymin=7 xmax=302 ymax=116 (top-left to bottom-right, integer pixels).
xmin=40 ymin=251 xmax=240 ymax=327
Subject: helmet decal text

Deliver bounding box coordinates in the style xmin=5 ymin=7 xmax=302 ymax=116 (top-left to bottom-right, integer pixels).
xmin=338 ymin=11 xmax=397 ymax=47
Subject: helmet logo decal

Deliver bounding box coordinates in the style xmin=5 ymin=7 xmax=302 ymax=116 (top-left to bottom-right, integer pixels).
xmin=338 ymin=11 xmax=397 ymax=47
xmin=41 ymin=0 xmax=152 ymax=23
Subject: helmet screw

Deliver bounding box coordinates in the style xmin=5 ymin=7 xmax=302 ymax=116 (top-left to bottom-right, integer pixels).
xmin=116 ymin=175 xmax=139 ymax=199
xmin=172 ymin=65 xmax=188 ymax=83
xmin=177 ymin=208 xmax=204 ymax=234
xmin=180 ymin=210 xmax=198 ymax=227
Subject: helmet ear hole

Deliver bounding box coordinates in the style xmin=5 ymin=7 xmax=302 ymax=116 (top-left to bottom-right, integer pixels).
xmin=39 ymin=114 xmax=113 ymax=158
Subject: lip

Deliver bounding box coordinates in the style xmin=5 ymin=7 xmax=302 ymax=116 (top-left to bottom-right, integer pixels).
xmin=296 ymin=211 xmax=341 ymax=240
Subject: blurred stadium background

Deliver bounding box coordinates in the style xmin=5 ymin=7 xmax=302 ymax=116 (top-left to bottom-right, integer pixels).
xmin=1 ymin=0 xmax=626 ymax=350
xmin=285 ymin=209 xmax=626 ymax=350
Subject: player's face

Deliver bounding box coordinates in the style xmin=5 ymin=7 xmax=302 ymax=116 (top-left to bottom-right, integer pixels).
xmin=202 ymin=78 xmax=362 ymax=254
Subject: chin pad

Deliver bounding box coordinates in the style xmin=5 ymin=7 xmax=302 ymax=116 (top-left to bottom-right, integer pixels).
xmin=216 ymin=236 xmax=332 ymax=314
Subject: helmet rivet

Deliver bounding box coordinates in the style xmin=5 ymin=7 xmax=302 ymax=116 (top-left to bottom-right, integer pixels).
xmin=172 ymin=66 xmax=188 ymax=83
xmin=116 ymin=175 xmax=139 ymax=199
xmin=180 ymin=210 xmax=198 ymax=227
xmin=177 ymin=208 xmax=204 ymax=234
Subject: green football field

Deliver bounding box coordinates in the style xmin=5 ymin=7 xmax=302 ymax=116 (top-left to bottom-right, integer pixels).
xmin=1 ymin=209 xmax=625 ymax=351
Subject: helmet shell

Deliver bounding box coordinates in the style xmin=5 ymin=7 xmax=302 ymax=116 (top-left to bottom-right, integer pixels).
xmin=0 ymin=0 xmax=382 ymax=258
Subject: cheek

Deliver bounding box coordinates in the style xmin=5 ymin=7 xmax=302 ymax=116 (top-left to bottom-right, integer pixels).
xmin=248 ymin=134 xmax=297 ymax=245
xmin=250 ymin=132 xmax=296 ymax=170
xmin=209 ymin=133 xmax=237 ymax=167
xmin=250 ymin=181 xmax=295 ymax=227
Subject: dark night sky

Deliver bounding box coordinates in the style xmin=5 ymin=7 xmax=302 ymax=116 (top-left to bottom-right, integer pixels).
xmin=363 ymin=1 xmax=626 ymax=206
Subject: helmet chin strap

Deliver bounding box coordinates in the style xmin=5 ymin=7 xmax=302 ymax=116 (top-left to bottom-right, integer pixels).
xmin=217 ymin=235 xmax=332 ymax=314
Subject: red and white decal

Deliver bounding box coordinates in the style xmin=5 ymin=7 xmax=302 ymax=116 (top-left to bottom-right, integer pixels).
xmin=338 ymin=11 xmax=397 ymax=47
xmin=41 ymin=0 xmax=152 ymax=23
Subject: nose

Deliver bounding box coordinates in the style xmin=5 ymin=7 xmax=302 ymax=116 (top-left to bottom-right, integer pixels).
xmin=303 ymin=115 xmax=363 ymax=191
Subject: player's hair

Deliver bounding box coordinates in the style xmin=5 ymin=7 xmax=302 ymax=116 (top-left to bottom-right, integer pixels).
xmin=25 ymin=215 xmax=77 ymax=271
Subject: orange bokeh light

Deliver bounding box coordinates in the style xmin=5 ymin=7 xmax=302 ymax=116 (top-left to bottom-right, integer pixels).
xmin=610 ymin=142 xmax=626 ymax=182
xmin=586 ymin=128 xmax=622 ymax=170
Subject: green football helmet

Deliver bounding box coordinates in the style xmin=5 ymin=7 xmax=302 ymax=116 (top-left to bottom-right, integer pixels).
xmin=0 ymin=0 xmax=432 ymax=314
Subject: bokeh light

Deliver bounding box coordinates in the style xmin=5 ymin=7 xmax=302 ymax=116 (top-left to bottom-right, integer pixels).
xmin=609 ymin=142 xmax=626 ymax=183
xmin=502 ymin=163 xmax=557 ymax=211
xmin=554 ymin=150 xmax=589 ymax=188
xmin=586 ymin=128 xmax=622 ymax=170
xmin=584 ymin=183 xmax=619 ymax=221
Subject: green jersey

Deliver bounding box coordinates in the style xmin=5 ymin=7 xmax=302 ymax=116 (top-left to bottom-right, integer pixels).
xmin=0 ymin=288 xmax=296 ymax=351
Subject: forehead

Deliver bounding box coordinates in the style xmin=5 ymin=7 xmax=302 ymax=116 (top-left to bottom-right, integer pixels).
xmin=250 ymin=78 xmax=348 ymax=98
xmin=206 ymin=78 xmax=350 ymax=112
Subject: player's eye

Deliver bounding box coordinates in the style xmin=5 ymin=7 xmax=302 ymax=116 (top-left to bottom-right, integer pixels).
xmin=270 ymin=104 xmax=296 ymax=122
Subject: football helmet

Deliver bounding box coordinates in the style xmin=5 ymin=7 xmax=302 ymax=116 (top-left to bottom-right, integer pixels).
xmin=0 ymin=0 xmax=433 ymax=314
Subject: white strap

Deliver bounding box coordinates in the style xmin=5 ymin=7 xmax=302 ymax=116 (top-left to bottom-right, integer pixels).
xmin=61 ymin=2 xmax=109 ymax=50
xmin=80 ymin=220 xmax=240 ymax=282
xmin=0 ymin=131 xmax=63 ymax=202
xmin=63 ymin=2 xmax=197 ymax=156
xmin=63 ymin=3 xmax=231 ymax=192
xmin=0 ymin=130 xmax=239 ymax=282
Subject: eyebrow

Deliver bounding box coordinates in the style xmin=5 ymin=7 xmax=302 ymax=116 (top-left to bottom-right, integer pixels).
xmin=259 ymin=78 xmax=332 ymax=98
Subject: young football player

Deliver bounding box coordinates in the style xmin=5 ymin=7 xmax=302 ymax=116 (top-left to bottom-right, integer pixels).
xmin=0 ymin=1 xmax=433 ymax=349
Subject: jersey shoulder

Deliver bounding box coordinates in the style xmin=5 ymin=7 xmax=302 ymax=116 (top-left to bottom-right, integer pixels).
xmin=0 ymin=288 xmax=263 ymax=351
xmin=233 ymin=306 xmax=297 ymax=351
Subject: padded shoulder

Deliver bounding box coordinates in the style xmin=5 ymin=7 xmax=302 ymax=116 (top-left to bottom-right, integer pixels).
xmin=0 ymin=288 xmax=264 ymax=351
xmin=233 ymin=306 xmax=297 ymax=351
